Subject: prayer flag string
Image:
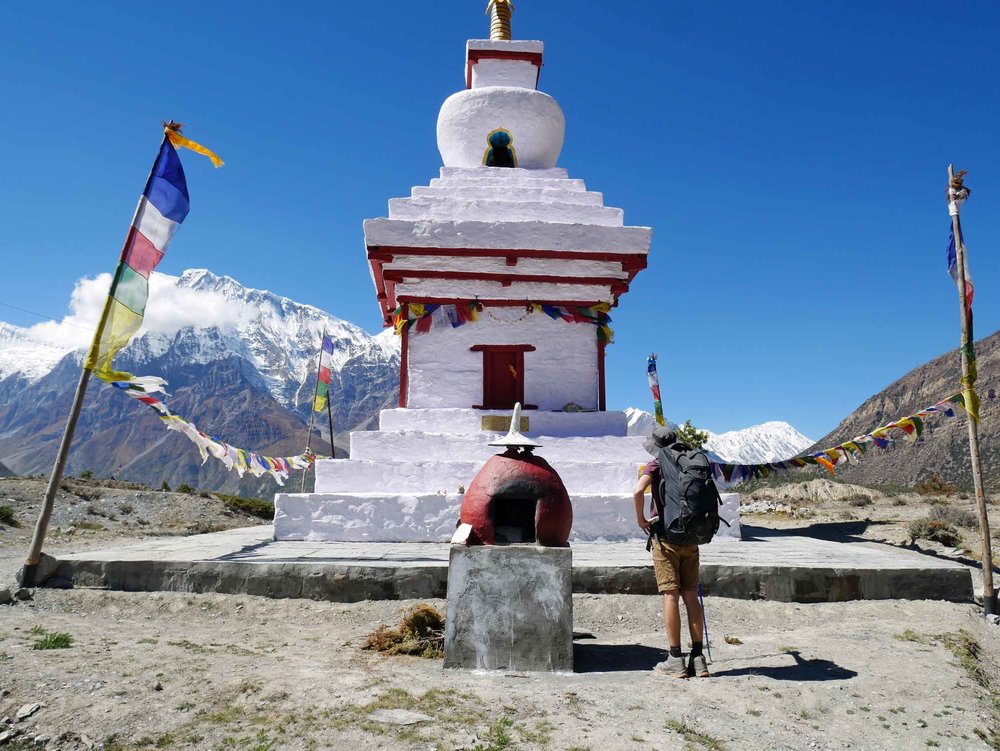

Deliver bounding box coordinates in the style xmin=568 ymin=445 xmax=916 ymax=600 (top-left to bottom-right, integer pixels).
xmin=391 ymin=301 xmax=613 ymax=343
xmin=109 ymin=378 xmax=315 ymax=485
xmin=711 ymin=393 xmax=972 ymax=485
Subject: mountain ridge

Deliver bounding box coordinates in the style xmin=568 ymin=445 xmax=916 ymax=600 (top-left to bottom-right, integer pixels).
xmin=806 ymin=328 xmax=1000 ymax=489
xmin=0 ymin=270 xmax=401 ymax=496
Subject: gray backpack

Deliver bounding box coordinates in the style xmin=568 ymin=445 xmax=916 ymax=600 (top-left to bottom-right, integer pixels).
xmin=653 ymin=443 xmax=724 ymax=545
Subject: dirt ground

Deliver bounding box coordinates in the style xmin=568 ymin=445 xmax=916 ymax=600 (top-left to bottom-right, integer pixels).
xmin=1 ymin=591 xmax=998 ymax=751
xmin=1 ymin=477 xmax=999 ymax=750
xmin=739 ymin=479 xmax=1000 ymax=570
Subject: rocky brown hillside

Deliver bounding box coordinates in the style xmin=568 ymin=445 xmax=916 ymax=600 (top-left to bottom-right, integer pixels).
xmin=809 ymin=329 xmax=999 ymax=490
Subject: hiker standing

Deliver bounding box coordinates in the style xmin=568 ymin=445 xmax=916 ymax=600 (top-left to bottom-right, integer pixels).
xmin=633 ymin=426 xmax=722 ymax=679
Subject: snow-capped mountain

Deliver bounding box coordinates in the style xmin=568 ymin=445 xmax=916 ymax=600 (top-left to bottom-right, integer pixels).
xmin=625 ymin=408 xmax=813 ymax=464
xmin=705 ymin=421 xmax=814 ymax=464
xmin=0 ymin=270 xmax=400 ymax=497
xmin=0 ymin=322 xmax=73 ymax=382
xmin=125 ymin=269 xmax=400 ymax=415
xmin=624 ymin=407 xmax=677 ymax=438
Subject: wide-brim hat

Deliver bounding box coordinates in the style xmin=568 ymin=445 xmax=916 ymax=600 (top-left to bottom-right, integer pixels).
xmin=643 ymin=426 xmax=677 ymax=456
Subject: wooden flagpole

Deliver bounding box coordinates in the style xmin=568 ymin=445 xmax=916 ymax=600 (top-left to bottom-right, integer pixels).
xmin=326 ymin=395 xmax=336 ymax=459
xmin=300 ymin=329 xmax=325 ymax=492
xmin=19 ymin=138 xmax=168 ymax=587
xmin=19 ymin=368 xmax=93 ymax=586
xmin=947 ymin=164 xmax=995 ymax=616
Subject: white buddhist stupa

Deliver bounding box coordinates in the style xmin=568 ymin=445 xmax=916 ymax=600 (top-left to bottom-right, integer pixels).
xmin=274 ymin=5 xmax=740 ymax=541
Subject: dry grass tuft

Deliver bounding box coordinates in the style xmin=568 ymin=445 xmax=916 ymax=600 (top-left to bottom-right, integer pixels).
xmin=928 ymin=505 xmax=979 ymax=529
xmin=908 ymin=518 xmax=961 ymax=547
xmin=362 ymin=604 xmax=445 ymax=658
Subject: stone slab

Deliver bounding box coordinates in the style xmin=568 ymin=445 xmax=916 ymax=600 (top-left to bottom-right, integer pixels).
xmin=444 ymin=545 xmax=573 ymax=671
xmin=49 ymin=525 xmax=974 ymax=604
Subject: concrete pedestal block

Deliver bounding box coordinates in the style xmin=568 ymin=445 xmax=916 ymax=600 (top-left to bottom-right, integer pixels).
xmin=444 ymin=545 xmax=573 ymax=672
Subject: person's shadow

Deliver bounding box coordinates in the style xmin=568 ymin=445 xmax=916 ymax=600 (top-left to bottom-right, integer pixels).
xmin=711 ymin=649 xmax=857 ymax=681
xmin=574 ymin=645 xmax=857 ymax=680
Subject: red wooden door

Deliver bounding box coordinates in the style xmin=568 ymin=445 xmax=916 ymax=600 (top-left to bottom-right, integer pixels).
xmin=471 ymin=344 xmax=534 ymax=410
xmin=484 ymin=350 xmax=520 ymax=409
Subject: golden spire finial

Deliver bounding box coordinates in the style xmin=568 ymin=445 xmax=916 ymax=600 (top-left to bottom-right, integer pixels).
xmin=486 ymin=0 xmax=515 ymax=40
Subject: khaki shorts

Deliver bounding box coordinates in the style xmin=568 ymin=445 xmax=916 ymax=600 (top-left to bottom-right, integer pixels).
xmin=651 ymin=539 xmax=699 ymax=593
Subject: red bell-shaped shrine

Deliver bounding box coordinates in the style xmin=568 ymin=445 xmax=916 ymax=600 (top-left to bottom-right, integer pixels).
xmin=457 ymin=403 xmax=572 ymax=546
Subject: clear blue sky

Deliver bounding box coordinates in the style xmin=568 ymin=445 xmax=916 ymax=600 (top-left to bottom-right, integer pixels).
xmin=4 ymin=1 xmax=999 ymax=439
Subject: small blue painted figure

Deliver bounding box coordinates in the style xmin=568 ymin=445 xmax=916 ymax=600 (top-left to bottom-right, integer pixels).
xmin=483 ymin=129 xmax=517 ymax=168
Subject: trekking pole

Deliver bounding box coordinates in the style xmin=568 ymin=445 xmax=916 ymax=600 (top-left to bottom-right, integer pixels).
xmin=698 ymin=583 xmax=712 ymax=663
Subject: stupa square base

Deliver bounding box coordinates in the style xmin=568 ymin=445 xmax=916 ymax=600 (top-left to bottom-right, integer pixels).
xmin=46 ymin=526 xmax=974 ymax=604
xmin=444 ymin=545 xmax=573 ymax=672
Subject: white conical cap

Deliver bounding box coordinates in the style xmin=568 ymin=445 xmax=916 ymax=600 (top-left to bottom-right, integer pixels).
xmin=488 ymin=402 xmax=543 ymax=450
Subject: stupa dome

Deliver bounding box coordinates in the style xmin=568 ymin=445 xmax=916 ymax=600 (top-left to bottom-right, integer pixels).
xmin=437 ymin=87 xmax=565 ymax=169
xmin=436 ymin=40 xmax=565 ymax=170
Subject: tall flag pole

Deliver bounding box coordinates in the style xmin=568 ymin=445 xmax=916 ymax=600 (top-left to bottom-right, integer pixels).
xmin=946 ymin=166 xmax=995 ymax=616
xmin=320 ymin=334 xmax=336 ymax=458
xmin=20 ymin=122 xmax=221 ymax=586
xmin=326 ymin=387 xmax=337 ymax=459
xmin=301 ymin=332 xmax=334 ymax=490
xmin=646 ymin=354 xmax=665 ymax=426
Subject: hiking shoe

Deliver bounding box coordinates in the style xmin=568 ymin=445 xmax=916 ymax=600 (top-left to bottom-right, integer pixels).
xmin=688 ymin=653 xmax=710 ymax=678
xmin=653 ymin=654 xmax=688 ymax=679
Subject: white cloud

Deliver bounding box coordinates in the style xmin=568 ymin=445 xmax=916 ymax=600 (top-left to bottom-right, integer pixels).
xmin=26 ymin=272 xmax=259 ymax=351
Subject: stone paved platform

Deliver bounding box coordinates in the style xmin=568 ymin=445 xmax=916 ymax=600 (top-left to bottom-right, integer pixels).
xmin=51 ymin=525 xmax=974 ymax=604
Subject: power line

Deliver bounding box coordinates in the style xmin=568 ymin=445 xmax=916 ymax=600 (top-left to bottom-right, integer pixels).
xmin=0 ymin=300 xmax=94 ymax=332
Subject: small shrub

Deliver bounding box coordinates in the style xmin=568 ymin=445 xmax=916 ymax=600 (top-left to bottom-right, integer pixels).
xmin=918 ymin=474 xmax=957 ymax=497
xmin=187 ymin=521 xmax=225 ymax=535
xmin=73 ymin=521 xmax=104 ymax=532
xmin=160 ymin=481 xmax=171 ymax=492
xmin=79 ymin=470 xmax=93 ymax=479
xmin=676 ymin=419 xmax=709 ymax=451
xmin=33 ymin=632 xmax=73 ymax=650
xmin=892 ymin=498 xmax=907 ymax=507
xmin=483 ymin=716 xmax=514 ymax=750
xmin=848 ymin=496 xmax=873 ymax=508
xmin=214 ymin=494 xmax=275 ymax=520
xmin=176 ymin=484 xmax=196 ymax=495
xmin=928 ymin=506 xmax=978 ymax=529
xmin=118 ymin=503 xmax=134 ymax=515
xmin=909 ymin=518 xmax=961 ymax=547
xmin=362 ymin=604 xmax=445 ymax=658
xmin=0 ymin=505 xmax=18 ymax=526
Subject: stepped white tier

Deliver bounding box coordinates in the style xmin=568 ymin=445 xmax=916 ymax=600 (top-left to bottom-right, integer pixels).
xmin=274 ymin=408 xmax=741 ymax=542
xmin=273 ymin=31 xmax=742 ymax=543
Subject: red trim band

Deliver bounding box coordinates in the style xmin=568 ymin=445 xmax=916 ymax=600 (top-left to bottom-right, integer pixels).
xmin=399 ymin=324 xmax=409 ymax=407
xmin=371 ymin=246 xmax=645 ymax=320
xmin=597 ymin=340 xmax=607 ymax=412
xmin=470 ymin=344 xmax=536 ymax=352
xmin=382 ymin=268 xmax=628 ymax=287
xmin=466 ymin=50 xmax=543 ymax=89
